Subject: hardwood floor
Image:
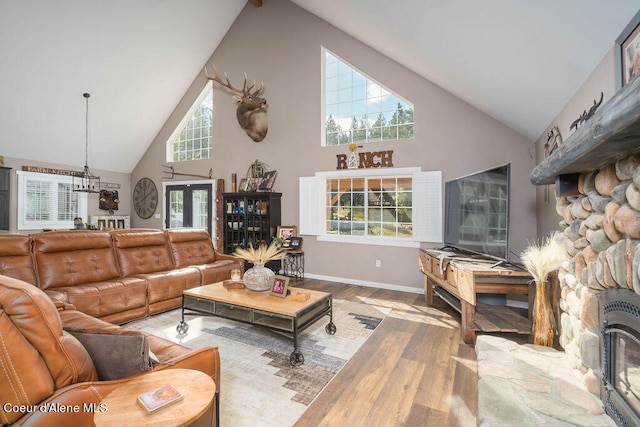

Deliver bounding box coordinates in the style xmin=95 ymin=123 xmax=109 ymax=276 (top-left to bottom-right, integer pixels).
xmin=293 ymin=279 xmax=478 ymax=427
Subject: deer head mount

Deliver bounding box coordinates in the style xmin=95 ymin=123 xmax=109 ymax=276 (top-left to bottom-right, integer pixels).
xmin=205 ymin=66 xmax=268 ymax=142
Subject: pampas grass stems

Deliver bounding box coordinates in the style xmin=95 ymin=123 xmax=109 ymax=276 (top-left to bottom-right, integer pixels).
xmin=520 ymin=232 xmax=566 ymax=283
xmin=234 ymin=242 xmax=286 ymax=265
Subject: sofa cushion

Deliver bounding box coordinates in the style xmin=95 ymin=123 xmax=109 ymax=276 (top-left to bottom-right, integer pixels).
xmin=142 ymin=268 xmax=202 ymax=314
xmin=0 ymin=234 xmax=38 ymax=285
xmin=111 ymin=229 xmax=174 ymax=276
xmin=65 ymin=328 xmax=155 ymax=380
xmin=32 ymin=231 xmax=121 ymax=290
xmin=0 ymin=275 xmax=97 ymax=391
xmin=46 ymin=277 xmax=148 ymax=322
xmin=166 ymin=228 xmax=217 ymax=267
xmin=165 ymin=228 xmax=243 ymax=285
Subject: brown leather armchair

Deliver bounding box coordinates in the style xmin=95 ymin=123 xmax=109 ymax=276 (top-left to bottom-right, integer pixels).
xmin=0 ymin=275 xmax=218 ymax=426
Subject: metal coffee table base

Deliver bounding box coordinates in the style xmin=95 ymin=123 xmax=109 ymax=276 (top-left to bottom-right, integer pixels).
xmin=177 ymin=288 xmax=336 ymax=366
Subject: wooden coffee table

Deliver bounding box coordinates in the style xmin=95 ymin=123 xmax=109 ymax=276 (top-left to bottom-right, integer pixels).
xmin=178 ymin=282 xmax=335 ymax=366
xmin=94 ymin=368 xmax=215 ymax=427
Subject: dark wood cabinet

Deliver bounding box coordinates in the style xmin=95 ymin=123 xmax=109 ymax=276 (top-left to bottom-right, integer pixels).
xmin=222 ymin=192 xmax=281 ymax=255
xmin=0 ymin=167 xmax=11 ymax=230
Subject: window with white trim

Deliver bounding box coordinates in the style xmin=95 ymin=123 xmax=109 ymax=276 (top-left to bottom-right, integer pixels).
xmin=322 ymin=48 xmax=414 ymax=146
xmin=300 ymin=168 xmax=441 ymax=247
xmin=166 ymin=85 xmax=213 ymax=162
xmin=17 ymin=171 xmax=87 ymax=230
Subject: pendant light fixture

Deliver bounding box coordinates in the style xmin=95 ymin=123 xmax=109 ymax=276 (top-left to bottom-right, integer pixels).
xmin=73 ymin=92 xmax=101 ymax=193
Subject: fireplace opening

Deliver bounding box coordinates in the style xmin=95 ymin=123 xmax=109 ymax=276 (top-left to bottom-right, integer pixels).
xmin=600 ymin=290 xmax=640 ymax=427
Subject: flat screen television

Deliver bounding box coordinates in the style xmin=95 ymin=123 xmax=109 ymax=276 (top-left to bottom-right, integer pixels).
xmin=443 ymin=163 xmax=511 ymax=262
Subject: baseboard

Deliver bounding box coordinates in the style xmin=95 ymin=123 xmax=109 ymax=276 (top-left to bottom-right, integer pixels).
xmin=303 ymin=273 xmax=424 ymax=295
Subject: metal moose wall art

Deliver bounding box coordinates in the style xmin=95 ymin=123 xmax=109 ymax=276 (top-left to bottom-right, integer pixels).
xmin=205 ymin=66 xmax=268 ymax=142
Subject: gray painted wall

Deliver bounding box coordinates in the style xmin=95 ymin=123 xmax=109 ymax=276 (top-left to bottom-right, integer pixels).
xmin=534 ymin=47 xmax=618 ymax=238
xmin=131 ymin=0 xmax=537 ymax=292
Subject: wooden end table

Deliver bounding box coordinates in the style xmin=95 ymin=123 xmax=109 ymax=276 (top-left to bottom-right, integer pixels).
xmin=94 ymin=368 xmax=215 ymax=427
xmin=178 ymin=282 xmax=335 ymax=366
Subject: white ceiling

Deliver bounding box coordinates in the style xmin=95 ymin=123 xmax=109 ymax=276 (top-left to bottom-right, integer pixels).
xmin=1 ymin=0 xmax=639 ymax=173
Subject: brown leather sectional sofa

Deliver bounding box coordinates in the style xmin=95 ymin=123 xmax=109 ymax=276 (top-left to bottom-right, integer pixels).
xmin=5 ymin=228 xmax=243 ymax=324
xmin=0 ymin=228 xmax=243 ymax=426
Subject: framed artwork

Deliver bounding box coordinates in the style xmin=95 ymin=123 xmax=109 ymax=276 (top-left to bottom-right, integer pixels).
xmin=276 ymin=225 xmax=297 ymax=246
xmin=258 ymin=170 xmax=277 ymax=192
xmin=99 ymin=190 xmax=119 ymax=213
xmin=239 ymin=178 xmax=248 ymax=192
xmin=290 ymin=236 xmax=303 ymax=249
xmin=616 ymin=10 xmax=640 ymax=88
xmin=271 ymin=275 xmax=289 ymax=298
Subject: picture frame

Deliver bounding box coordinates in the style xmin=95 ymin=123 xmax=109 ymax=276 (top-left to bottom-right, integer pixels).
xmin=276 ymin=225 xmax=297 ymax=246
xmin=257 ymin=170 xmax=277 ymax=192
xmin=246 ymin=177 xmax=260 ymax=192
xmin=239 ymin=178 xmax=248 ymax=192
xmin=616 ymin=10 xmax=640 ymax=88
xmin=289 ymin=236 xmax=303 ymax=249
xmin=271 ymin=275 xmax=289 ymax=298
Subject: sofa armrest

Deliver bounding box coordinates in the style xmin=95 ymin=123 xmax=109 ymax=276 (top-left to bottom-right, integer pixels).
xmin=214 ymin=252 xmax=244 ymax=269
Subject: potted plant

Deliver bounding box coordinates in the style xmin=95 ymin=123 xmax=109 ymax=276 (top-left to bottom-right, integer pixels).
xmin=271 ymin=236 xmax=286 ymax=247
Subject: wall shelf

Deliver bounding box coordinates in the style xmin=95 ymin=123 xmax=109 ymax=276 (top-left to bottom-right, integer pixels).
xmin=531 ymin=76 xmax=640 ymax=186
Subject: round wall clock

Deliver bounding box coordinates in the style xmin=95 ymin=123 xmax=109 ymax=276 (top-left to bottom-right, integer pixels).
xmin=133 ymin=177 xmax=158 ymax=219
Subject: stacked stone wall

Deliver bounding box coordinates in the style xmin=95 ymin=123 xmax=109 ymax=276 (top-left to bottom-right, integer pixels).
xmin=555 ymin=154 xmax=640 ymax=395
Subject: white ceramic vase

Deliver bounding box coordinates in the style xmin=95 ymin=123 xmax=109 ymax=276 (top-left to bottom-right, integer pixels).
xmin=242 ymin=264 xmax=275 ymax=291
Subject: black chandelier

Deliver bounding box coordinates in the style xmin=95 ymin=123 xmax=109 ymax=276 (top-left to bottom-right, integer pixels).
xmin=73 ymin=92 xmax=101 ymax=193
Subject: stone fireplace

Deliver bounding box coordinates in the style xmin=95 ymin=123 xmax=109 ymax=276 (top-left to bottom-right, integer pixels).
xmin=549 ymin=156 xmax=640 ymax=395
xmin=599 ymin=288 xmax=640 ymax=426
xmin=531 ymin=75 xmax=640 ymax=425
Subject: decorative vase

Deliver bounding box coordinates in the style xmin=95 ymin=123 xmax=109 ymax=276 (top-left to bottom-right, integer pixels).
xmin=532 ymin=281 xmax=554 ymax=347
xmin=242 ymin=264 xmax=275 ymax=292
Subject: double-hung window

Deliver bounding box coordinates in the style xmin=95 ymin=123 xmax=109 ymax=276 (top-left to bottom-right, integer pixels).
xmin=16 ymin=171 xmax=87 ymax=230
xmin=300 ymin=168 xmax=442 ymax=247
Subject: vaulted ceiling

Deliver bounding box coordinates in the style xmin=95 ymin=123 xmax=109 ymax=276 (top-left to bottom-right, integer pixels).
xmin=1 ymin=0 xmax=638 ymax=173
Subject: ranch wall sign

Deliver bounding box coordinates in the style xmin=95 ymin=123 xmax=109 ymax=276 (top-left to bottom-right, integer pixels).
xmin=336 ymin=150 xmax=394 ymax=170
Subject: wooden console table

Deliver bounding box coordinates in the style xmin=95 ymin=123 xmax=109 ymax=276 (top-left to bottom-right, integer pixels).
xmin=419 ymin=249 xmax=533 ymax=344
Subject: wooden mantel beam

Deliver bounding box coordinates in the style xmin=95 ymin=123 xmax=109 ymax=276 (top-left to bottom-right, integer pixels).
xmin=249 ymin=0 xmax=262 ymax=7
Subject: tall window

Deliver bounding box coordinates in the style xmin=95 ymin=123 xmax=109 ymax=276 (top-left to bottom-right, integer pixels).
xmin=322 ymin=48 xmax=414 ymax=146
xmin=167 ymin=85 xmax=213 ymax=162
xmin=17 ymin=171 xmax=87 ymax=230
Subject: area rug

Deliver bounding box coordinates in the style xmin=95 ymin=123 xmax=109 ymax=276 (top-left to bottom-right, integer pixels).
xmin=125 ymin=299 xmax=390 ymax=427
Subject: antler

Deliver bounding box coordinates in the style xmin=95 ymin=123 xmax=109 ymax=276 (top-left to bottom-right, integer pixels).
xmin=205 ymin=65 xmax=245 ymax=93
xmin=250 ymin=81 xmax=264 ymax=97
xmin=205 ymin=65 xmax=263 ymax=96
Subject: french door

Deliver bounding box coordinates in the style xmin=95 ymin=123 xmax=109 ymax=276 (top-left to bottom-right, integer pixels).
xmin=164 ymin=182 xmax=213 ymax=237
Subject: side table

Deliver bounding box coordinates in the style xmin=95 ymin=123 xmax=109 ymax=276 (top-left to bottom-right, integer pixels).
xmin=94 ymin=368 xmax=215 ymax=427
xmin=282 ymin=249 xmax=304 ymax=281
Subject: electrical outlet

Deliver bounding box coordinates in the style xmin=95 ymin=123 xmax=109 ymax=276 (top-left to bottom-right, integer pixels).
xmin=375 ymin=259 xmax=381 ymax=268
